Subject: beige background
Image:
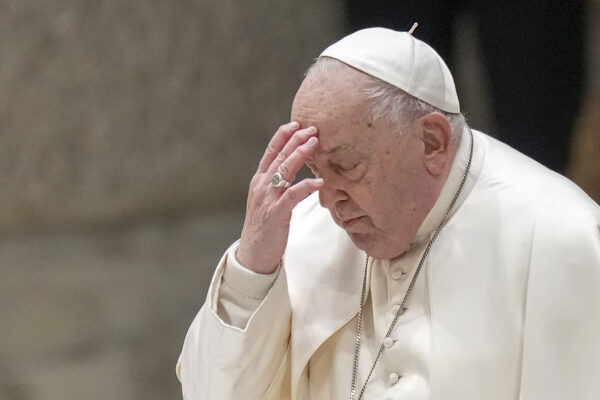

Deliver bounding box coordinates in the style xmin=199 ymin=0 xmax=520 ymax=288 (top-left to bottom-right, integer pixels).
xmin=1 ymin=1 xmax=598 ymax=399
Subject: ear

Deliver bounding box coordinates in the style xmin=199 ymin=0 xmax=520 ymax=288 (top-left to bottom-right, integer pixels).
xmin=418 ymin=113 xmax=452 ymax=175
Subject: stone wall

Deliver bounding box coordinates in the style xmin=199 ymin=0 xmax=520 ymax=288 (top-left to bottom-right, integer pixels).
xmin=0 ymin=0 xmax=344 ymax=234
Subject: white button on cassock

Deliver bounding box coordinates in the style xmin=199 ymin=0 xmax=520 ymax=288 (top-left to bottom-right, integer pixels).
xmin=383 ymin=337 xmax=394 ymax=348
xmin=388 ymin=372 xmax=400 ymax=385
xmin=391 ymin=304 xmax=407 ymax=316
xmin=391 ymin=268 xmax=408 ymax=280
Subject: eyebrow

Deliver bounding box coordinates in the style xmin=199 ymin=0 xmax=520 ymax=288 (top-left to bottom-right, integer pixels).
xmin=305 ymin=145 xmax=355 ymax=165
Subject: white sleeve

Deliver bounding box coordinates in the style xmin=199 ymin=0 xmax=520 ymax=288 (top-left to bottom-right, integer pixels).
xmin=176 ymin=241 xmax=292 ymax=400
xmin=217 ymin=242 xmax=279 ymax=328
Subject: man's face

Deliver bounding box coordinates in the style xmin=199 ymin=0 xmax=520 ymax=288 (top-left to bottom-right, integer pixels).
xmin=291 ymin=66 xmax=439 ymax=259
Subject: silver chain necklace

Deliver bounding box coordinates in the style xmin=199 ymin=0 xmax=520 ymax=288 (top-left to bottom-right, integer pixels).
xmin=349 ymin=127 xmax=474 ymax=400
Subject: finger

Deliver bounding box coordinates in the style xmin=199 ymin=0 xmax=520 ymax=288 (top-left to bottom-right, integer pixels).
xmin=257 ymin=121 xmax=300 ymax=173
xmin=277 ymin=178 xmax=324 ymax=212
xmin=267 ymin=126 xmax=318 ymax=174
xmin=271 ymin=136 xmax=319 ymax=183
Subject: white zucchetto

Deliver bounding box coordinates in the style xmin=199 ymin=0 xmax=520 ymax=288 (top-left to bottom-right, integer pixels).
xmin=320 ymin=27 xmax=460 ymax=114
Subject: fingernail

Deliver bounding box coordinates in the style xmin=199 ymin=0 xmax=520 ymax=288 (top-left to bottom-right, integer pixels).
xmin=307 ymin=126 xmax=317 ymax=134
xmin=289 ymin=121 xmax=299 ymax=129
xmin=308 ymin=136 xmax=318 ymax=145
xmin=315 ymin=178 xmax=324 ymax=185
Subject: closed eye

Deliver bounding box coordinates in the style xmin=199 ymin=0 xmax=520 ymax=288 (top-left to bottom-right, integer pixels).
xmin=331 ymin=161 xmax=360 ymax=173
xmin=332 ymin=161 xmax=365 ymax=180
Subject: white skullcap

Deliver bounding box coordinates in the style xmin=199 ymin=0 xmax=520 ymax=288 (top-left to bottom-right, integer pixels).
xmin=320 ymin=27 xmax=460 ymax=114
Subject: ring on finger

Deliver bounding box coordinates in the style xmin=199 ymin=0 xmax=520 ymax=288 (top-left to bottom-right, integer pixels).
xmin=271 ymin=171 xmax=291 ymax=188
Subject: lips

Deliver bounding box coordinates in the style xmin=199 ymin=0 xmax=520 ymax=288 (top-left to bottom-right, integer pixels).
xmin=341 ymin=216 xmax=365 ymax=229
xmin=333 ymin=207 xmax=366 ymax=229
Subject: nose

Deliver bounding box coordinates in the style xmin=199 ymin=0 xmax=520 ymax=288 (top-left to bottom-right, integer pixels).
xmin=318 ymin=181 xmax=349 ymax=209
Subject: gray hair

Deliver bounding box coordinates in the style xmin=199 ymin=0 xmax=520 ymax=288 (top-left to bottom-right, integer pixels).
xmin=306 ymin=57 xmax=466 ymax=140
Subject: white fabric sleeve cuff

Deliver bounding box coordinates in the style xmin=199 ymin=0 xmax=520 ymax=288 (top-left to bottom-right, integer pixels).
xmin=222 ymin=243 xmax=280 ymax=300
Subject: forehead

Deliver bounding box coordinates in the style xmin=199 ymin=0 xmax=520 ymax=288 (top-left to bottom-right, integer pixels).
xmin=290 ymin=68 xmax=374 ymax=152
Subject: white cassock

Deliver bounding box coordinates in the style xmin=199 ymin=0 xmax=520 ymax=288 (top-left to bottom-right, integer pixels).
xmin=177 ymin=129 xmax=600 ymax=400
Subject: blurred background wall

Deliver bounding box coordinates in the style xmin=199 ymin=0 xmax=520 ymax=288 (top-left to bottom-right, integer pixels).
xmin=0 ymin=1 xmax=598 ymax=399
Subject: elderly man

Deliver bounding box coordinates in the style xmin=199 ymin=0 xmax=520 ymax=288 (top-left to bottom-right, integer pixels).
xmin=177 ymin=28 xmax=600 ymax=400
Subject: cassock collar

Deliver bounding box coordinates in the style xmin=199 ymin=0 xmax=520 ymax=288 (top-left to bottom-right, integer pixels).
xmin=413 ymin=126 xmax=475 ymax=245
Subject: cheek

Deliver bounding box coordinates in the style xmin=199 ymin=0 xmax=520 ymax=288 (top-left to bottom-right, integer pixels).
xmin=355 ymin=179 xmax=397 ymax=218
xmin=363 ymin=177 xmax=374 ymax=196
xmin=369 ymin=177 xmax=415 ymax=224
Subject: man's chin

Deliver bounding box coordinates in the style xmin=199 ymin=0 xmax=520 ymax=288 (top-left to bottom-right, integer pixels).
xmin=346 ymin=232 xmax=381 ymax=256
xmin=347 ymin=232 xmax=407 ymax=259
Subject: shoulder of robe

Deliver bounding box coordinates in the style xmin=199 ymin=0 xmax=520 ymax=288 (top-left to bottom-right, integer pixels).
xmin=474 ymin=132 xmax=600 ymax=252
xmin=472 ymin=133 xmax=597 ymax=217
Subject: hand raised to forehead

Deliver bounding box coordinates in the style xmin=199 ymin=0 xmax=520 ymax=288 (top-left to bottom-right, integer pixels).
xmin=236 ymin=122 xmax=322 ymax=274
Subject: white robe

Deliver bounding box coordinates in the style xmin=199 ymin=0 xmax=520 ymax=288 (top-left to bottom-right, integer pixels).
xmin=177 ymin=129 xmax=600 ymax=400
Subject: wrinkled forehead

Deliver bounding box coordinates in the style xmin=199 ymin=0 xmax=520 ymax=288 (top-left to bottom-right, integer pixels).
xmin=291 ymin=67 xmax=372 ymax=125
xmin=291 ymin=71 xmax=381 ymax=157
